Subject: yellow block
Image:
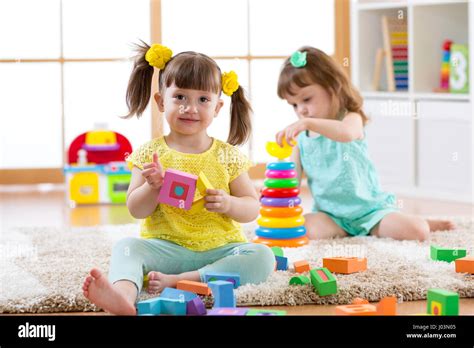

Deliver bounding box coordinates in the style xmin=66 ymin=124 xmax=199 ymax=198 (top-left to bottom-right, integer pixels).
xmin=257 ymin=216 xmax=305 ymax=228
xmin=85 ymin=130 xmax=117 ymax=146
xmin=70 ymin=172 xmax=99 ymax=204
xmin=193 ymin=171 xmax=214 ymax=210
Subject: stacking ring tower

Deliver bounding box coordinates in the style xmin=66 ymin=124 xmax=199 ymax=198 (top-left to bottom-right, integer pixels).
xmin=254 ymin=140 xmax=309 ymax=247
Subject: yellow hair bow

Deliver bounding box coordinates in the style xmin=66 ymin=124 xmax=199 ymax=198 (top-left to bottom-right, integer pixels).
xmin=145 ymin=44 xmax=172 ymax=69
xmin=222 ymin=71 xmax=239 ymax=96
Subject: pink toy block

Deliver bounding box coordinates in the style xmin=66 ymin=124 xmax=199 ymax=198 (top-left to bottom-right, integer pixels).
xmin=207 ymin=308 xmax=249 ymax=316
xmin=158 ymin=169 xmax=198 ymax=210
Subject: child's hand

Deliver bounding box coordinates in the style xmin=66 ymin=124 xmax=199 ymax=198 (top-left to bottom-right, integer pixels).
xmin=276 ymin=119 xmax=308 ymax=146
xmin=205 ymin=189 xmax=232 ymax=214
xmin=141 ymin=153 xmax=164 ymax=190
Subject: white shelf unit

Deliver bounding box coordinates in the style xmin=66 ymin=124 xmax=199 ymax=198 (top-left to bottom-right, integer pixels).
xmin=351 ymin=0 xmax=473 ymax=203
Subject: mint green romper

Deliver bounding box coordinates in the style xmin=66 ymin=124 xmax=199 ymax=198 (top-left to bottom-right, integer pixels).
xmin=298 ymin=131 xmax=398 ymax=236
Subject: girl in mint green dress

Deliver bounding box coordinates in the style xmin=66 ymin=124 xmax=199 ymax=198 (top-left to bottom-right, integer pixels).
xmin=274 ymin=46 xmax=454 ymax=240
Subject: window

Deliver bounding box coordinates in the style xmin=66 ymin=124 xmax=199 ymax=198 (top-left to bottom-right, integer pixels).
xmin=161 ymin=0 xmax=335 ymax=162
xmin=0 ymin=0 xmax=151 ymax=169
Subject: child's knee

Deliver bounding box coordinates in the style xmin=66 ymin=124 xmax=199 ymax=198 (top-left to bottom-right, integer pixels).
xmin=242 ymin=244 xmax=275 ymax=284
xmin=112 ymin=237 xmax=142 ymax=258
xmin=413 ymin=221 xmax=430 ymax=241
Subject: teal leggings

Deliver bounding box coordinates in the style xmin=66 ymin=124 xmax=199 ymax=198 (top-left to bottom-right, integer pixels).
xmin=108 ymin=237 xmax=275 ymax=293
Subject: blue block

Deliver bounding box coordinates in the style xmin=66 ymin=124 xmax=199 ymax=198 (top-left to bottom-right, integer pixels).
xmin=137 ymin=296 xmax=162 ymax=315
xmin=158 ymin=298 xmax=186 ymax=315
xmin=208 ymin=280 xmax=236 ymax=308
xmin=204 ymin=272 xmax=241 ymax=288
xmin=275 ymin=255 xmax=288 ymax=270
xmin=160 ymin=287 xmax=197 ymax=302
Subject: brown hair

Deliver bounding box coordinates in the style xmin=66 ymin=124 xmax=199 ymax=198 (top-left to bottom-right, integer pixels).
xmin=277 ymin=46 xmax=368 ymax=124
xmin=124 ymin=41 xmax=252 ymax=146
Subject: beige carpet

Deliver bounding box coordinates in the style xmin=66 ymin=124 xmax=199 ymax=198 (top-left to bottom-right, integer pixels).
xmin=1 ymin=217 xmax=473 ymax=313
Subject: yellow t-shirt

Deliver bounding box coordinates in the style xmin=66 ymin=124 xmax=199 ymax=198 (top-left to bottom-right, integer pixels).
xmin=126 ymin=136 xmax=253 ymax=251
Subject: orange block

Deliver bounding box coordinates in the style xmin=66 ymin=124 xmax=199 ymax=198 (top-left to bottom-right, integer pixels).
xmin=335 ymin=304 xmax=377 ymax=316
xmin=322 ymin=257 xmax=367 ymax=274
xmin=455 ymin=256 xmax=474 ymax=274
xmin=377 ymin=296 xmax=397 ymax=315
xmin=352 ymin=297 xmax=369 ymax=304
xmin=294 ymin=260 xmax=310 ymax=273
xmin=176 ymin=280 xmax=211 ymax=296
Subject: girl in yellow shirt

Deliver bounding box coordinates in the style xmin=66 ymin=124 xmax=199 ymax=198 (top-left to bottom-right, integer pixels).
xmin=82 ymin=43 xmax=274 ymax=315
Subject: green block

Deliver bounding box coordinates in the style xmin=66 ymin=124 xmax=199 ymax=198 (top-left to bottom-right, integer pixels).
xmin=310 ymin=267 xmax=337 ymax=296
xmin=427 ymin=289 xmax=459 ymax=315
xmin=108 ymin=174 xmax=131 ymax=203
xmin=430 ymin=245 xmax=466 ymax=262
xmin=289 ymin=275 xmax=310 ymax=286
xmin=449 ymin=44 xmax=469 ymax=94
xmin=246 ymin=309 xmax=286 ymax=316
xmin=271 ymin=246 xmax=284 ymax=257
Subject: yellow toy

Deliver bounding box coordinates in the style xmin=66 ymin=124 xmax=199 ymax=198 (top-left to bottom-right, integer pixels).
xmin=257 ymin=216 xmax=305 ymax=228
xmin=265 ymin=139 xmax=296 ymax=160
xmin=192 ymin=171 xmax=214 ymax=210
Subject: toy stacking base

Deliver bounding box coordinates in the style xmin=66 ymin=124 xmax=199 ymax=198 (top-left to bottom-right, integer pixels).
xmin=255 ymin=141 xmax=309 ymax=248
xmin=254 ymin=236 xmax=309 ymax=248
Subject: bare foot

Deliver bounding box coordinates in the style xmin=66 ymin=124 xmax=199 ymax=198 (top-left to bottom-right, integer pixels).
xmin=427 ymin=219 xmax=456 ymax=232
xmin=147 ymin=271 xmax=180 ymax=294
xmin=82 ymin=268 xmax=136 ymax=315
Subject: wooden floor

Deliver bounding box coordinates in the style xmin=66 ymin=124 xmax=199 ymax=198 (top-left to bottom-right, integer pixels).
xmin=1 ymin=184 xmax=473 ymax=315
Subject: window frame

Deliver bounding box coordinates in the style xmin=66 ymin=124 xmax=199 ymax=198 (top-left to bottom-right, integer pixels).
xmin=0 ymin=0 xmax=350 ymax=184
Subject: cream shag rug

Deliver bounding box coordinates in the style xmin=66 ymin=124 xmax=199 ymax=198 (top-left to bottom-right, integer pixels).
xmin=1 ymin=217 xmax=473 ymax=313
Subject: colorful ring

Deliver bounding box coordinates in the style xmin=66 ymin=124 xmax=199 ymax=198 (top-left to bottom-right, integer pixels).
xmin=256 ymin=226 xmax=307 ymax=239
xmin=265 ymin=169 xmax=297 ymax=179
xmin=262 ymin=188 xmax=300 ymax=198
xmin=267 ymin=162 xmax=295 ymax=170
xmin=260 ymin=197 xmax=301 ymax=207
xmin=257 ymin=216 xmax=305 ymax=228
xmin=264 ymin=178 xmax=298 ymax=188
xmin=254 ymin=236 xmax=309 ymax=248
xmin=260 ymin=206 xmax=303 ymax=218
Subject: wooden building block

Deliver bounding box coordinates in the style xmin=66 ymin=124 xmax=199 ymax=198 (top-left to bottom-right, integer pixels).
xmin=294 ymin=260 xmax=310 ymax=273
xmin=193 ymin=171 xmax=214 ymax=209
xmin=430 ymin=245 xmax=466 ymax=262
xmin=310 ymin=267 xmax=337 ymax=296
xmin=352 ymin=298 xmax=369 ymax=305
xmin=322 ymin=257 xmax=367 ymax=274
xmin=427 ymin=289 xmax=459 ymax=316
xmin=271 ymin=246 xmax=284 ymax=257
xmin=289 ymin=275 xmax=310 ymax=286
xmin=246 ymin=309 xmax=286 ymax=316
xmin=208 ymin=280 xmax=236 ymax=308
xmin=455 ymin=256 xmax=474 ymax=274
xmin=187 ymin=297 xmax=207 ymax=315
xmin=137 ymin=296 xmax=162 ymax=315
xmin=160 ymin=287 xmax=197 ymax=302
xmin=159 ymin=298 xmax=187 ymax=315
xmin=275 ymin=255 xmax=288 ymax=271
xmin=158 ymin=169 xmax=198 ymax=210
xmin=177 ymin=280 xmax=211 ymax=296
xmin=377 ymin=296 xmax=397 ymax=315
xmin=204 ymin=272 xmax=241 ymax=288
xmin=335 ymin=304 xmax=377 ymax=316
xmin=207 ymin=308 xmax=249 ymax=316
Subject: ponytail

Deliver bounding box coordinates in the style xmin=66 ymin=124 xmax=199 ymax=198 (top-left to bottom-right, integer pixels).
xmin=123 ymin=41 xmax=154 ymax=118
xmin=227 ymin=86 xmax=252 ymax=146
